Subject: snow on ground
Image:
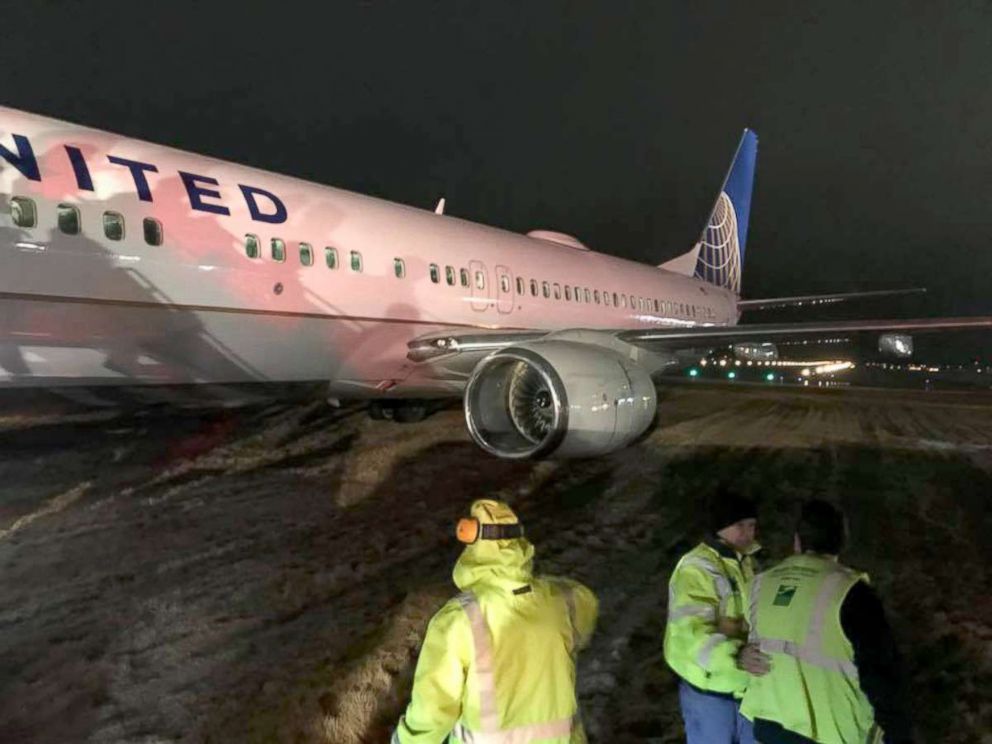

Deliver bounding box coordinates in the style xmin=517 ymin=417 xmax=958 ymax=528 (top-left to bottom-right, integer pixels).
xmin=1 ymin=384 xmax=991 ymax=743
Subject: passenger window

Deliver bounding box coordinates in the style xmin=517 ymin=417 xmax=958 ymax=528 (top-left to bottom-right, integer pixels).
xmin=271 ymin=238 xmax=286 ymax=262
xmin=475 ymin=271 xmax=485 ymax=289
xmin=299 ymin=243 xmax=314 ymax=266
xmin=584 ymin=288 xmax=591 ymax=303
xmin=530 ymin=279 xmax=538 ymax=297
xmin=394 ymin=257 xmax=406 ymax=278
xmin=10 ymin=196 xmax=37 ymax=228
xmin=350 ymin=250 xmax=363 ymax=272
xmin=245 ymin=234 xmax=260 ymax=258
xmin=542 ymin=281 xmax=550 ymax=298
xmin=654 ymin=299 xmax=660 ymax=312
xmin=460 ymin=268 xmax=470 ymax=287
xmin=501 ymin=274 xmax=511 ymax=293
xmin=516 ymin=277 xmax=524 ymax=294
xmin=621 ymin=294 xmax=628 ymax=308
xmin=143 ymin=217 xmax=163 ymax=246
xmin=57 ymin=203 xmax=80 ymax=235
xmin=430 ymin=263 xmax=440 ymax=283
xmin=103 ymin=211 xmax=125 ymax=241
xmin=594 ymin=289 xmax=600 ymax=304
xmin=553 ymin=283 xmax=561 ymax=300
xmin=565 ymin=286 xmax=572 ymax=301
xmin=446 ymin=265 xmax=456 ymax=285
xmin=325 ymin=246 xmax=338 ymax=269
xmin=612 ymin=292 xmax=618 ymax=306
xmin=604 ymin=291 xmax=612 ymax=307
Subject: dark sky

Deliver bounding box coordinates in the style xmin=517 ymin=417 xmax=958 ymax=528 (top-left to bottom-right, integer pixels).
xmin=3 ymin=2 xmax=991 ymax=356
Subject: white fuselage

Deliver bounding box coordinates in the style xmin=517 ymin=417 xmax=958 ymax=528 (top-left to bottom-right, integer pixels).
xmin=0 ymin=106 xmax=737 ymax=397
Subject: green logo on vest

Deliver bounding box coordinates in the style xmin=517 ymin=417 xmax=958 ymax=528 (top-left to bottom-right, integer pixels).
xmin=773 ymin=584 xmax=798 ymax=606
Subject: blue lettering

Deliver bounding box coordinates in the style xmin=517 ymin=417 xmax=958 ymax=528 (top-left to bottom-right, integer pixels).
xmin=65 ymin=146 xmax=95 ymax=191
xmin=239 ymin=184 xmax=287 ymax=224
xmin=178 ymin=171 xmax=230 ymax=215
xmin=108 ymin=155 xmax=158 ymax=202
xmin=0 ymin=134 xmax=41 ymax=181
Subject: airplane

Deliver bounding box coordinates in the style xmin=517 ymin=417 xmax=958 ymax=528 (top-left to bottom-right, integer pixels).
xmin=1 ymin=105 xmax=990 ymax=458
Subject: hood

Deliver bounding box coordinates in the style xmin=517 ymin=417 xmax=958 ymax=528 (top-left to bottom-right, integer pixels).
xmin=452 ymin=500 xmax=535 ymax=593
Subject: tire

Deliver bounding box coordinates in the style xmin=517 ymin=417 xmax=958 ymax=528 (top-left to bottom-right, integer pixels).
xmin=368 ymin=401 xmax=388 ymax=420
xmin=393 ymin=402 xmax=429 ymax=423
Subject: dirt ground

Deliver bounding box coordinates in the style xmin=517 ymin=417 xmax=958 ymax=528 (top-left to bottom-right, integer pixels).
xmin=1 ymin=383 xmax=991 ymax=743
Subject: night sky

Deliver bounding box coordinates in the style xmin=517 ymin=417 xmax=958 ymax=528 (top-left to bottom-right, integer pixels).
xmin=3 ymin=3 xmax=990 ymax=357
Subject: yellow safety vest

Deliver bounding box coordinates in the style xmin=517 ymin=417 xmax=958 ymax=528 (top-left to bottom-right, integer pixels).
xmin=740 ymin=554 xmax=882 ymax=744
xmin=663 ymin=540 xmax=757 ymax=695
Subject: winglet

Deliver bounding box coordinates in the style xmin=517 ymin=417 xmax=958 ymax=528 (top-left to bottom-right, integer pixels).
xmin=434 ymin=197 xmax=446 ymax=215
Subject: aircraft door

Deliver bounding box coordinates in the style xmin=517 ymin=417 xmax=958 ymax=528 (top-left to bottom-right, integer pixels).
xmin=495 ymin=265 xmax=514 ymax=314
xmin=469 ymin=260 xmax=490 ymax=312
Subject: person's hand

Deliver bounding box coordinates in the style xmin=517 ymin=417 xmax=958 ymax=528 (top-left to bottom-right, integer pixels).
xmin=717 ymin=616 xmax=745 ymax=639
xmin=736 ymin=643 xmax=771 ymax=675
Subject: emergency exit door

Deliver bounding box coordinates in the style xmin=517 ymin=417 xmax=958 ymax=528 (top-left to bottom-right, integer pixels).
xmin=468 ymin=260 xmax=490 ymax=312
xmin=495 ymin=265 xmax=514 ymax=314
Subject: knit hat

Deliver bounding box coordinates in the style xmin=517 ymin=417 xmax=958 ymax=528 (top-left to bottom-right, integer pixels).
xmin=709 ymin=487 xmax=758 ymax=533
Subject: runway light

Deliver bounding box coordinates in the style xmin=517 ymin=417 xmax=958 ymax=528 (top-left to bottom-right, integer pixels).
xmin=727 ymin=371 xmax=737 ymax=380
xmin=719 ymin=359 xmax=727 ymax=367
xmin=688 ymin=368 xmax=699 ymax=377
xmin=765 ymin=372 xmax=775 ymax=382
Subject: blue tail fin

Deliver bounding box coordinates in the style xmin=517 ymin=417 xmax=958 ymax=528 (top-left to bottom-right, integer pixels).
xmin=674 ymin=129 xmax=758 ymax=296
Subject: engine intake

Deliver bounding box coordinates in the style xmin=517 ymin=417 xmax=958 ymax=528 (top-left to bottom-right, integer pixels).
xmin=464 ymin=341 xmax=657 ymax=459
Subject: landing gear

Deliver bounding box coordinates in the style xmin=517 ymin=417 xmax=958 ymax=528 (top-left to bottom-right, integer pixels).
xmin=368 ymin=400 xmax=393 ymax=421
xmin=368 ymin=400 xmax=430 ymax=423
xmin=393 ymin=401 xmax=429 ymax=423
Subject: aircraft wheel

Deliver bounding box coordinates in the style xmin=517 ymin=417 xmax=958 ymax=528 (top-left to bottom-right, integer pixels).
xmin=394 ymin=401 xmax=429 ymax=423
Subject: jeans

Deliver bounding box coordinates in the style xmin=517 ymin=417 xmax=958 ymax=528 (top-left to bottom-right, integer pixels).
xmin=678 ymin=680 xmax=756 ymax=744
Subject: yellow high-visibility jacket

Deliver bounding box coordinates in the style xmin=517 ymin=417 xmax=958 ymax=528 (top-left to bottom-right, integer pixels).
xmin=393 ymin=532 xmax=598 ymax=744
xmin=663 ymin=538 xmax=758 ymax=695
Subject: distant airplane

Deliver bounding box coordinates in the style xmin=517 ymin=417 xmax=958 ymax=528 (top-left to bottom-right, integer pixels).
xmin=1 ymin=106 xmax=990 ymax=457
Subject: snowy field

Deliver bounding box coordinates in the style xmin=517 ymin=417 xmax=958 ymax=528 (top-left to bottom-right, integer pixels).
xmin=1 ymin=383 xmax=991 ymax=743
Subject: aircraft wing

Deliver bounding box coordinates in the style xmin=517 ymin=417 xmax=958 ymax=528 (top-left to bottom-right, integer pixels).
xmin=737 ymin=288 xmax=926 ymax=311
xmin=408 ymin=316 xmax=992 ymax=362
xmin=617 ymin=315 xmax=992 ymax=347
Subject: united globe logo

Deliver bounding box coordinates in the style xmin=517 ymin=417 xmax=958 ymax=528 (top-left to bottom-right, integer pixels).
xmin=693 ymin=191 xmax=742 ymax=295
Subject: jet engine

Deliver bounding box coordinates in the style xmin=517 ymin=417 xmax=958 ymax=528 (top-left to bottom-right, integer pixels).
xmin=463 ymin=340 xmax=657 ymax=459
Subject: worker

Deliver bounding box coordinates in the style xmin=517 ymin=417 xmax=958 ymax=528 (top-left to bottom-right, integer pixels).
xmin=663 ymin=487 xmax=765 ymax=744
xmin=391 ymin=499 xmax=598 ymax=744
xmin=740 ymin=499 xmax=913 ymax=744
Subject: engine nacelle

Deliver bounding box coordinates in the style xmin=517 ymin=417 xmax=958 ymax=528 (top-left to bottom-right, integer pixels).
xmin=464 ymin=340 xmax=657 ymax=459
xmin=879 ymin=334 xmax=913 ymax=358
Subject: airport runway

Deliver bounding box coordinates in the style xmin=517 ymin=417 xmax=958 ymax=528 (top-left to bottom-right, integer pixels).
xmin=1 ymin=384 xmax=991 ymax=743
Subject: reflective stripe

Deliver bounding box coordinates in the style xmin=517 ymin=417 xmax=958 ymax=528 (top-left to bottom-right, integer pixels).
xmin=563 ymin=585 xmax=578 ymax=656
xmin=681 ymin=556 xmax=733 ymax=614
xmin=696 ymin=632 xmax=728 ymax=669
xmin=757 ymin=637 xmax=859 ymax=677
xmin=806 ymin=570 xmax=846 ymax=651
xmin=453 ymin=717 xmax=573 ymax=744
xmin=668 ymin=604 xmax=717 ymax=622
xmin=458 ymin=593 xmax=500 ymax=732
xmin=747 ymin=573 xmax=764 ymax=643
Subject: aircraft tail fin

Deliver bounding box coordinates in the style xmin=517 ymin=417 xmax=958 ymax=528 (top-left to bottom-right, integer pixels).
xmin=659 ymin=129 xmax=758 ymax=296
